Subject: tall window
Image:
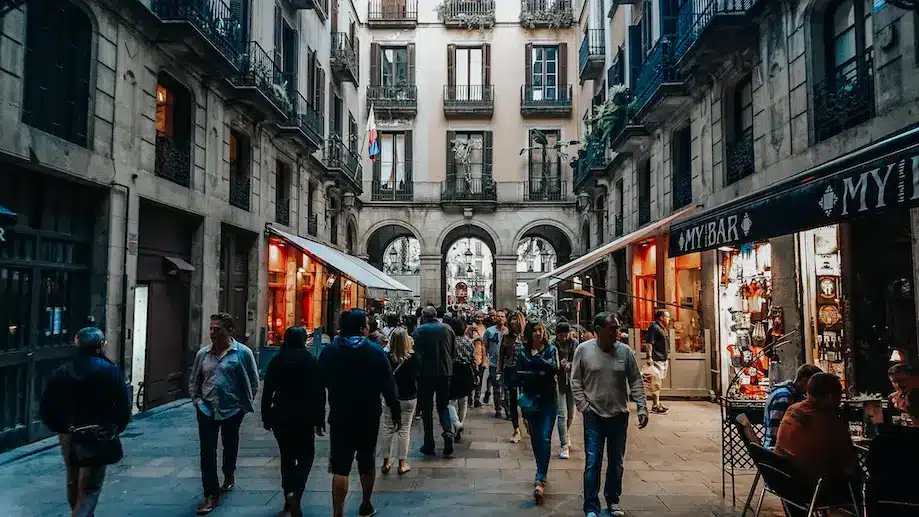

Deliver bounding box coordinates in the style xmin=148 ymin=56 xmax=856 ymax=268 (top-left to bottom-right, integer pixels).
xmin=348 ymin=113 xmax=358 ymax=153
xmin=450 ymin=132 xmax=486 ymax=179
xmin=671 ymin=125 xmax=692 ymax=210
xmin=638 ymin=158 xmax=651 ymax=226
xmin=456 ymin=47 xmax=484 ymax=100
xmin=381 ymin=47 xmax=408 ymax=86
xmin=380 ymin=133 xmax=407 ymax=188
xmin=330 ymin=198 xmax=339 ymax=245
xmin=22 ymin=0 xmax=92 ymax=147
xmin=827 ymin=0 xmax=872 ymax=79
xmin=727 ymin=74 xmax=754 ymax=184
xmin=154 ymin=73 xmax=193 ymax=186
xmin=276 ymin=160 xmax=291 ymax=225
xmin=531 ymin=46 xmax=559 ymax=100
xmin=528 ymin=129 xmax=561 ymax=181
xmin=156 ymin=85 xmax=175 ymax=138
xmin=229 ymin=130 xmax=251 ymax=210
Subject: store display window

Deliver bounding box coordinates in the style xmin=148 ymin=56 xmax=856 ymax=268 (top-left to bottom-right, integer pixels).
xmin=718 ymin=242 xmax=777 ymax=399
xmin=632 ymin=240 xmax=657 ymax=333
xmin=670 ymin=253 xmax=703 ymax=353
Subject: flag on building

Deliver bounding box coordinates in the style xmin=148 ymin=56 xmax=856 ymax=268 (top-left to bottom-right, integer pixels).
xmin=366 ymin=105 xmax=380 ymax=162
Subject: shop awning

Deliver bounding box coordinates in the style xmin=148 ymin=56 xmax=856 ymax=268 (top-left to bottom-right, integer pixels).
xmin=0 ymin=205 xmax=14 ymax=218
xmin=670 ymin=125 xmax=919 ymax=257
xmin=267 ymin=225 xmax=412 ymax=297
xmin=528 ymin=207 xmax=694 ymax=297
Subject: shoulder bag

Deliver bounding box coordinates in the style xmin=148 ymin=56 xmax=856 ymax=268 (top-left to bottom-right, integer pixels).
xmin=69 ymin=423 xmax=124 ymax=468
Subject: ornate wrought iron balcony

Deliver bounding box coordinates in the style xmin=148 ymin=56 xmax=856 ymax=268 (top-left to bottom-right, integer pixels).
xmin=443 ymin=85 xmax=494 ymax=119
xmin=229 ymin=173 xmax=250 ymax=211
xmin=277 ymin=85 xmax=324 ymax=152
xmin=579 ymin=29 xmax=605 ymax=81
xmin=276 ymin=197 xmax=290 ymax=226
xmin=674 ymin=0 xmax=756 ymax=76
xmin=229 ymin=41 xmax=290 ymax=119
xmin=330 ymin=32 xmax=359 ymax=85
xmin=441 ymin=178 xmax=496 ymax=202
xmin=519 ymin=0 xmax=574 ymax=29
xmin=151 ymin=0 xmax=244 ymax=74
xmin=367 ymin=85 xmax=418 ymax=118
xmin=438 ymin=0 xmax=495 ymax=29
xmin=632 ymin=38 xmax=687 ymax=124
xmin=524 ymin=179 xmax=568 ymax=202
xmin=520 ymin=85 xmax=573 ymax=118
xmin=638 ymin=197 xmax=651 ymax=226
xmin=368 ymin=0 xmax=418 ymax=28
xmin=725 ymin=131 xmax=755 ymax=185
xmin=371 ymin=180 xmax=414 ymax=202
xmin=325 ymin=135 xmax=363 ymax=194
xmin=813 ymin=51 xmax=875 ymax=143
xmin=154 ymin=132 xmax=191 ymax=187
xmin=672 ymin=168 xmax=692 ymax=210
xmin=614 ymin=213 xmax=624 ymax=237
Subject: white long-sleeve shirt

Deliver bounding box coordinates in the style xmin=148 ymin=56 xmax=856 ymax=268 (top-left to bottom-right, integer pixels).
xmin=571 ymin=339 xmax=648 ymax=418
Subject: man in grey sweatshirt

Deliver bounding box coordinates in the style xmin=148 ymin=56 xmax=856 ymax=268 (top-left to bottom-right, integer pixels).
xmin=571 ymin=312 xmax=648 ymax=517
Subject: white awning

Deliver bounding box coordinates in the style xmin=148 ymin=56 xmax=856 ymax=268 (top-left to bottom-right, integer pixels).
xmin=267 ymin=225 xmax=412 ymax=296
xmin=528 ymin=207 xmax=694 ymax=297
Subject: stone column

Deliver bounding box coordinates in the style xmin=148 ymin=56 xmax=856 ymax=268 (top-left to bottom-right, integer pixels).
xmin=419 ymin=255 xmax=443 ymax=306
xmin=769 ymin=235 xmax=803 ymax=382
xmin=192 ymin=215 xmax=222 ymax=352
xmin=494 ymin=255 xmax=518 ymax=310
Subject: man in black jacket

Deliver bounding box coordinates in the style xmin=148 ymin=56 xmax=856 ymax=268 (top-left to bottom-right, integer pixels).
xmin=40 ymin=326 xmax=131 ymax=517
xmin=319 ymin=309 xmax=401 ymax=517
xmin=412 ymin=305 xmax=457 ymax=457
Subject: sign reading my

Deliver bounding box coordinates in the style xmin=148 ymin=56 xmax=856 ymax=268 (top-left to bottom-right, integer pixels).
xmin=670 ymin=146 xmax=919 ymax=257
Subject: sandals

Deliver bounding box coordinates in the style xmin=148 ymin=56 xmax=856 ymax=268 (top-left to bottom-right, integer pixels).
xmin=381 ymin=460 xmax=392 ymax=474
xmin=398 ymin=463 xmax=411 ymax=475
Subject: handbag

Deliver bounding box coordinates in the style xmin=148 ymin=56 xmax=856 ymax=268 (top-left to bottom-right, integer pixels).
xmin=69 ymin=424 xmax=123 ymax=468
xmin=517 ymin=392 xmax=541 ymax=415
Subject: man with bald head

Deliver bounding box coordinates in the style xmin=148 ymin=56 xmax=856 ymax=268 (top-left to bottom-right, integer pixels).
xmin=412 ymin=305 xmax=457 ymax=457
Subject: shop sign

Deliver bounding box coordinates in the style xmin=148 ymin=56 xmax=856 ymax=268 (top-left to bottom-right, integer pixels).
xmin=670 ymin=143 xmax=919 ymax=256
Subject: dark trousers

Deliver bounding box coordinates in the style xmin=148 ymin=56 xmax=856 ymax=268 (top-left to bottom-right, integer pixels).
xmin=583 ymin=411 xmax=629 ymax=514
xmin=273 ymin=424 xmax=316 ymax=497
xmin=197 ymin=408 xmax=244 ymax=496
xmin=418 ymin=376 xmax=452 ymax=447
xmin=60 ymin=434 xmax=106 ymax=517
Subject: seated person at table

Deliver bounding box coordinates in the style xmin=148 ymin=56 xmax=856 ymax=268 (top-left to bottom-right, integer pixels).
xmin=866 ymin=389 xmax=919 ymax=516
xmin=762 ymin=364 xmax=822 ymax=449
xmin=888 ymin=363 xmax=919 ymax=413
xmin=775 ymin=373 xmax=859 ymax=483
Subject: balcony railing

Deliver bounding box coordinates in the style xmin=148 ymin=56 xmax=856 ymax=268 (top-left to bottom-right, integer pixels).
xmin=231 ymin=41 xmax=290 ymax=116
xmin=607 ymin=46 xmax=625 ymax=87
xmin=579 ymin=29 xmax=605 ymax=80
xmin=229 ymin=173 xmax=250 ymax=210
xmin=368 ymin=0 xmax=418 ymax=24
xmin=441 ymin=177 xmax=496 ymax=202
xmin=438 ymin=0 xmax=495 ymax=28
xmin=276 ymin=197 xmax=290 ymax=225
xmin=813 ymin=52 xmax=875 ymax=143
xmin=366 ymin=85 xmax=418 ymax=113
xmin=524 ymin=179 xmax=567 ymax=202
xmin=614 ymin=213 xmax=624 ymax=237
xmin=280 ymin=85 xmax=324 ymax=149
xmin=326 ymin=135 xmax=363 ymax=189
xmin=725 ymin=131 xmax=754 ymax=185
xmin=519 ymin=0 xmax=574 ymax=28
xmin=638 ymin=197 xmax=651 ymax=226
xmin=632 ymin=38 xmax=681 ymax=114
xmin=330 ymin=32 xmax=359 ymax=83
xmin=443 ymin=85 xmax=495 ymax=115
xmin=308 ymin=213 xmax=318 ymax=236
xmin=371 ymin=180 xmax=414 ymax=201
xmin=151 ymin=0 xmax=244 ymax=67
xmin=520 ymin=85 xmax=573 ymax=116
xmin=675 ymin=0 xmax=753 ymax=61
xmin=672 ymin=168 xmax=692 ymax=210
xmin=154 ymin=132 xmax=191 ymax=187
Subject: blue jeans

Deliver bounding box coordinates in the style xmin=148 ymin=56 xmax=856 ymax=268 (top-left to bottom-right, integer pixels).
xmin=582 ymin=411 xmax=629 ymax=514
xmin=524 ymin=397 xmax=558 ymax=483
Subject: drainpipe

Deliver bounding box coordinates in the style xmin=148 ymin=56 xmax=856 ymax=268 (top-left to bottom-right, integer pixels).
xmin=110 ymin=173 xmax=135 ymax=372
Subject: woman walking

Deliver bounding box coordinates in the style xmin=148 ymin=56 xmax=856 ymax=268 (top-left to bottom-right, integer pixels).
xmin=262 ymin=327 xmax=325 ymax=517
xmin=380 ymin=328 xmax=421 ymax=475
xmin=447 ymin=318 xmax=478 ymax=441
xmin=497 ymin=311 xmax=526 ymax=443
xmin=517 ymin=318 xmax=560 ymax=504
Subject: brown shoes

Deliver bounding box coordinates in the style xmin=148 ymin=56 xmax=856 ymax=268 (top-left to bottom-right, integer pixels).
xmin=196 ymin=495 xmax=219 ymax=515
xmin=221 ymin=473 xmax=235 ymax=492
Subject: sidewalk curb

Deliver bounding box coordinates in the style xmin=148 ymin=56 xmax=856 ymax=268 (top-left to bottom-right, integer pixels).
xmin=0 ymin=398 xmax=192 ymax=467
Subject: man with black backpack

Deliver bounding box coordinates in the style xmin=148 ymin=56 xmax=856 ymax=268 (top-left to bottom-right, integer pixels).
xmin=40 ymin=326 xmax=131 ymax=517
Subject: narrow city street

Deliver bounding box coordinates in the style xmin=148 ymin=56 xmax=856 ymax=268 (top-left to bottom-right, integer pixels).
xmin=0 ymin=400 xmax=784 ymax=517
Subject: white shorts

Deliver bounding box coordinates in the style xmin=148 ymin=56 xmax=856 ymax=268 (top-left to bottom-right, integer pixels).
xmin=654 ymin=360 xmax=669 ymax=379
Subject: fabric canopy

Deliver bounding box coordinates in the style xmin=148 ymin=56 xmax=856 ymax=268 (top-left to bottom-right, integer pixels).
xmin=0 ymin=204 xmax=15 ymax=218
xmin=267 ymin=225 xmax=411 ymax=296
xmin=528 ymin=207 xmax=694 ymax=297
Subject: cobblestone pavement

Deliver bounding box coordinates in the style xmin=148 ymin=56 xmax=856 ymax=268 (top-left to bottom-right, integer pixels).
xmin=0 ymin=400 xmax=785 ymax=517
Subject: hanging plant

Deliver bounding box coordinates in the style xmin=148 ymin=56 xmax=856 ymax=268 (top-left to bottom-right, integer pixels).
xmin=271 ymin=80 xmax=293 ymax=114
xmin=584 ymin=84 xmax=636 ymax=145
xmin=518 ymin=1 xmax=574 ymax=29
xmin=435 ymin=1 xmax=496 ymax=30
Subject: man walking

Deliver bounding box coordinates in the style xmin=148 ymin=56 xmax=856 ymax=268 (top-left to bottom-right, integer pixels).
xmin=644 ymin=309 xmax=671 ymax=414
xmin=482 ymin=310 xmax=507 ymax=416
xmin=572 ymin=313 xmax=649 ymax=517
xmin=190 ymin=313 xmax=260 ymax=515
xmin=553 ymin=321 xmax=579 ymax=459
xmin=319 ymin=309 xmax=402 ymax=517
xmin=412 ymin=306 xmax=456 ymax=456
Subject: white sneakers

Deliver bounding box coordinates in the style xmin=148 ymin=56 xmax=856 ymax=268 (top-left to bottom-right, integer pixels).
xmin=559 ymin=444 xmax=570 ymax=459
xmin=510 ymin=428 xmax=521 ymax=443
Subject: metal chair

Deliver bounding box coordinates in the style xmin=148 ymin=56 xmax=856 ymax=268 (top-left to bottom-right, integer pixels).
xmin=734 ymin=413 xmax=764 ymax=517
xmin=749 ymin=443 xmax=861 ymax=517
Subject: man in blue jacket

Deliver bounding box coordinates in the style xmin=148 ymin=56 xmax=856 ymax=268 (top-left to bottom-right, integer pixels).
xmin=413 ymin=306 xmax=456 ymax=457
xmin=320 ymin=308 xmax=401 ymax=517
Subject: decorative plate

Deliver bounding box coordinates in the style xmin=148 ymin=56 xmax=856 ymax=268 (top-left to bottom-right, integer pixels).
xmin=819 ymin=304 xmax=842 ymax=326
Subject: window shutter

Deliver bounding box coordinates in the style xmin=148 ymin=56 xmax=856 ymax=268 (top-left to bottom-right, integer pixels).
xmin=407 ymin=43 xmax=416 ymax=85
xmin=447 ymin=44 xmax=456 ymax=88
xmin=274 ymin=5 xmax=283 ymax=66
xmin=524 ymin=43 xmax=533 ymax=86
xmin=484 ymin=44 xmax=491 ymax=87
xmin=405 ymin=130 xmax=413 ymax=184
xmin=307 ymin=47 xmax=315 ymax=102
xmin=446 ymin=130 xmax=456 ymax=179
xmin=627 ymin=25 xmax=643 ymax=90
xmin=370 ymin=43 xmax=381 ymax=87
xmin=318 ymin=67 xmax=327 ymax=120
xmin=483 ymin=131 xmax=493 ymax=180
xmin=331 ymin=0 xmax=339 ymax=33
xmin=558 ymin=43 xmax=568 ymax=90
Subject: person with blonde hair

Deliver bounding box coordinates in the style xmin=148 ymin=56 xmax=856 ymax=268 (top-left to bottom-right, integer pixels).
xmin=381 ymin=327 xmax=421 ymax=475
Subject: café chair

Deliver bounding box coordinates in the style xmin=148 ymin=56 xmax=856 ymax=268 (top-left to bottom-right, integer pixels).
xmin=749 ymin=442 xmax=861 ymax=517
xmin=733 ymin=413 xmax=763 ymax=517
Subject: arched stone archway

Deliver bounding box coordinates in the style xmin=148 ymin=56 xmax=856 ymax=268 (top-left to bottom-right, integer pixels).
xmin=365 ymin=223 xmax=422 ymax=270
xmin=439 ymin=224 xmax=498 ymax=309
xmin=516 ymin=223 xmax=574 ymax=265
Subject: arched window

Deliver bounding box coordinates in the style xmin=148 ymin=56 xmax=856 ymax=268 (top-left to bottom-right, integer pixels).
xmin=814 ymin=0 xmax=874 ymax=142
xmin=22 ymin=0 xmax=93 ymax=147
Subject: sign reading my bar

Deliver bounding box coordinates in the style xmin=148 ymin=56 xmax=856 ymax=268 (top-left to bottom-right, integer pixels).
xmin=669 ymin=141 xmax=919 ymax=257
